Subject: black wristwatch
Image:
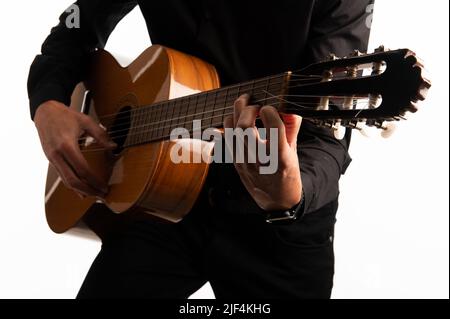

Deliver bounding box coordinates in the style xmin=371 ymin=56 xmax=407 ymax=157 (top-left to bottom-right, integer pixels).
xmin=265 ymin=190 xmax=305 ymax=225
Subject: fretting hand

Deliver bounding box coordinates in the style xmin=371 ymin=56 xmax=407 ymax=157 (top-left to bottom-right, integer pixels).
xmin=224 ymin=94 xmax=303 ymax=211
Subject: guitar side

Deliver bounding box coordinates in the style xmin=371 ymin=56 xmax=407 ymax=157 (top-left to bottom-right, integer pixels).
xmin=44 ymin=45 xmax=220 ymax=236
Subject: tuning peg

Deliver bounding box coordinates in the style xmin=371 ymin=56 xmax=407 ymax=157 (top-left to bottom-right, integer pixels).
xmin=379 ymin=122 xmax=397 ymax=139
xmin=406 ymin=102 xmax=419 ymax=113
xmin=350 ymin=50 xmax=363 ymax=57
xmin=332 ymin=122 xmax=347 ymax=140
xmin=328 ymin=53 xmax=338 ymax=61
xmin=414 ymin=77 xmax=432 ymax=102
xmin=344 ymin=120 xmax=371 ymax=138
xmin=374 ymin=45 xmax=387 ymax=53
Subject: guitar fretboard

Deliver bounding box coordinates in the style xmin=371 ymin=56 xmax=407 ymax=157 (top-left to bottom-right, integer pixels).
xmin=124 ymin=73 xmax=289 ymax=147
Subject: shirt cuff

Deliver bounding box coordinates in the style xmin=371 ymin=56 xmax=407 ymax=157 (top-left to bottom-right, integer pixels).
xmin=29 ymin=83 xmax=71 ymax=120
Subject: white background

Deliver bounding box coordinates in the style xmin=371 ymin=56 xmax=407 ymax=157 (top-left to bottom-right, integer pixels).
xmin=0 ymin=1 xmax=448 ymax=299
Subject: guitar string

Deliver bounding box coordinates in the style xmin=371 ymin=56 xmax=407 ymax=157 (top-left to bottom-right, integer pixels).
xmin=89 ymin=87 xmax=372 ymax=138
xmin=98 ymin=96 xmax=371 ymax=141
xmin=79 ymin=102 xmax=373 ymax=155
xmin=80 ymin=96 xmax=369 ymax=141
xmin=79 ymin=98 xmax=372 ymax=153
xmin=78 ymin=95 xmax=371 ymax=144
xmin=91 ymin=71 xmax=371 ymax=122
xmin=93 ymin=93 xmax=370 ymax=138
xmin=92 ymin=75 xmax=294 ymax=122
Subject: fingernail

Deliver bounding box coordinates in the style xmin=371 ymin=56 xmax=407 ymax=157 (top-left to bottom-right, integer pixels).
xmin=108 ymin=141 xmax=118 ymax=148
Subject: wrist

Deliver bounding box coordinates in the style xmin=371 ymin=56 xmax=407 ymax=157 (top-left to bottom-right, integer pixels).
xmin=35 ymin=100 xmax=64 ymax=116
xmin=265 ymin=189 xmax=305 ymax=225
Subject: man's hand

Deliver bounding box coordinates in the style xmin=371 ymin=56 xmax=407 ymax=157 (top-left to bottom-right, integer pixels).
xmin=34 ymin=101 xmax=117 ymax=198
xmin=224 ymin=94 xmax=303 ymax=211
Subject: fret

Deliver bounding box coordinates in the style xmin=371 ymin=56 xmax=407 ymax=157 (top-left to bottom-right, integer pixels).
xmin=139 ymin=107 xmax=149 ymax=143
xmin=194 ymin=94 xmax=200 ymax=120
xmin=165 ymin=102 xmax=172 ymax=139
xmin=220 ymin=87 xmax=230 ymax=126
xmin=178 ymin=97 xmax=186 ymax=133
xmin=141 ymin=106 xmax=149 ymax=143
xmin=125 ymin=108 xmax=137 ymax=147
xmin=152 ymin=103 xmax=162 ymax=141
xmin=147 ymin=103 xmax=155 ymax=141
xmin=191 ymin=94 xmax=200 ymax=136
xmin=160 ymin=101 xmax=169 ymax=138
xmin=211 ymin=91 xmax=219 ymax=129
xmin=135 ymin=106 xmax=145 ymax=145
xmin=130 ymin=107 xmax=138 ymax=145
xmin=165 ymin=101 xmax=176 ymax=137
xmin=158 ymin=103 xmax=167 ymax=139
xmin=147 ymin=104 xmax=157 ymax=142
xmin=240 ymin=81 xmax=253 ymax=96
xmin=183 ymin=96 xmax=192 ymax=132
xmin=147 ymin=104 xmax=153 ymax=142
xmin=211 ymin=88 xmax=225 ymax=128
xmin=258 ymin=79 xmax=266 ymax=104
xmin=269 ymin=75 xmax=286 ymax=107
xmin=204 ymin=91 xmax=215 ymax=129
xmin=175 ymin=98 xmax=185 ymax=133
xmin=183 ymin=97 xmax=190 ymax=131
xmin=144 ymin=105 xmax=152 ymax=142
xmin=171 ymin=100 xmax=181 ymax=137
xmin=197 ymin=93 xmax=207 ymax=125
xmin=186 ymin=96 xmax=195 ymax=131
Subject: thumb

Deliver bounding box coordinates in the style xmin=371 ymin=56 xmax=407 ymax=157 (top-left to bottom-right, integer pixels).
xmin=81 ymin=116 xmax=117 ymax=149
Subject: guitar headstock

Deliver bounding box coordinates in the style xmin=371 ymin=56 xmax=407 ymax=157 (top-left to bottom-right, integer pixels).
xmin=284 ymin=46 xmax=431 ymax=138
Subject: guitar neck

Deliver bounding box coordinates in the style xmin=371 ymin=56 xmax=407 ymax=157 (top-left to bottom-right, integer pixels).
xmin=124 ymin=73 xmax=291 ymax=147
xmin=115 ymin=48 xmax=430 ymax=148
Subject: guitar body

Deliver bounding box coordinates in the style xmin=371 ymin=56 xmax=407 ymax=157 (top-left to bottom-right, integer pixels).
xmin=45 ymin=45 xmax=220 ymax=236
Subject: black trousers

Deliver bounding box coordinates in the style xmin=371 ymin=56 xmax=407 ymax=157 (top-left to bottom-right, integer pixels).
xmin=76 ymin=187 xmax=338 ymax=299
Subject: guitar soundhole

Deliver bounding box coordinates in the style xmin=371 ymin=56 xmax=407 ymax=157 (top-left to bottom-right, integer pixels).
xmin=109 ymin=106 xmax=132 ymax=155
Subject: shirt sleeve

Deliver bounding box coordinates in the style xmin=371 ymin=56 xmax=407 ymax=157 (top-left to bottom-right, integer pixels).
xmin=27 ymin=0 xmax=137 ymax=120
xmin=297 ymin=0 xmax=374 ymax=214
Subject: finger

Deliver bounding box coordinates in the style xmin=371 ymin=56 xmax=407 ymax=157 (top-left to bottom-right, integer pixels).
xmin=259 ymin=106 xmax=289 ymax=151
xmin=225 ymin=110 xmax=258 ymax=167
xmin=234 ymin=94 xmax=250 ymax=127
xmin=61 ymin=141 xmax=108 ymax=195
xmin=50 ymin=162 xmax=85 ymax=199
xmin=223 ymin=115 xmax=234 ymax=129
xmin=281 ymin=114 xmax=302 ymax=148
xmin=80 ymin=115 xmax=117 ymax=149
xmin=51 ymin=153 xmax=105 ymax=197
xmin=236 ymin=104 xmax=259 ymax=130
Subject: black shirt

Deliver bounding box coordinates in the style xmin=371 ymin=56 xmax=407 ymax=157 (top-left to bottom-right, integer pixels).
xmin=27 ymin=0 xmax=373 ymax=215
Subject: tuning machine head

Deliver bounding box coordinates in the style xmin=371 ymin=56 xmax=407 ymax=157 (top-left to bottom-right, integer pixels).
xmin=328 ymin=53 xmax=338 ymax=61
xmin=371 ymin=121 xmax=397 ymax=138
xmin=350 ymin=49 xmax=363 ymax=57
xmin=332 ymin=121 xmax=347 ymax=140
xmin=374 ymin=45 xmax=388 ymax=53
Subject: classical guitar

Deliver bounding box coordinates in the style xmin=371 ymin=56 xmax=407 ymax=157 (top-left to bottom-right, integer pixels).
xmin=44 ymin=45 xmax=430 ymax=238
